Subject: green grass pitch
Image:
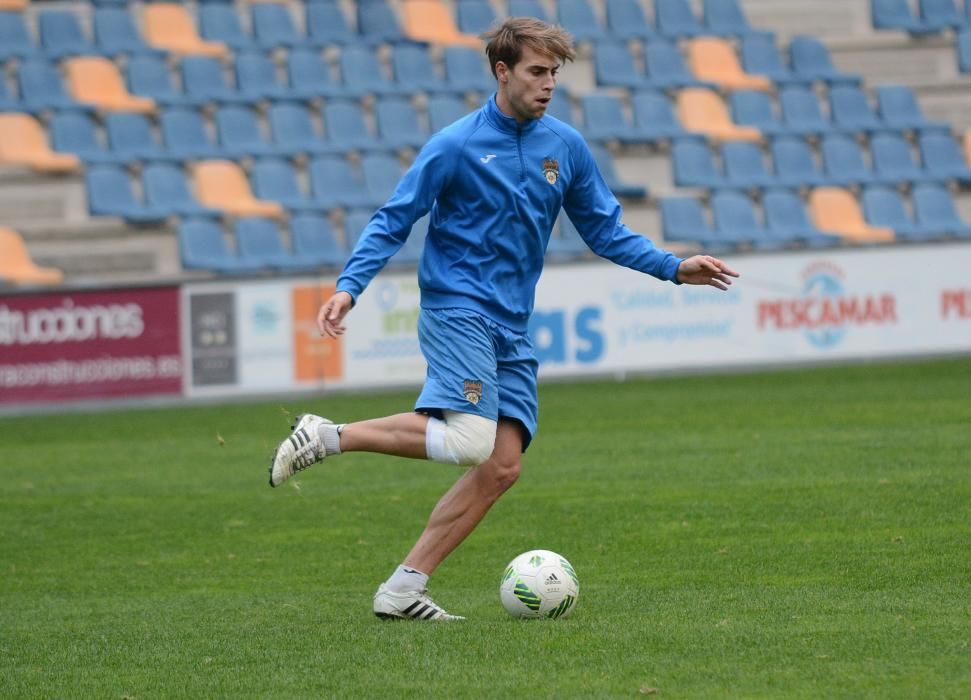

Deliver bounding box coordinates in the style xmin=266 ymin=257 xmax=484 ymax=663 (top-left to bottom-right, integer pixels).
xmin=2 ymin=357 xmax=970 ymax=698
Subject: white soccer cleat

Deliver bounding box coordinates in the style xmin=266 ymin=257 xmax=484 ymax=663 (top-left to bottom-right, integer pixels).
xmin=268 ymin=413 xmax=333 ymax=488
xmin=373 ymin=584 xmax=465 ymax=621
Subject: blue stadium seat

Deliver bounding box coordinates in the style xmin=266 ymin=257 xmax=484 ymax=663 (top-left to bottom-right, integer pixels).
xmin=762 ymin=188 xmax=841 ymax=247
xmin=828 ymin=85 xmax=890 ymax=135
xmin=918 ymin=131 xmax=971 ymax=185
xmin=711 ymin=190 xmax=773 ymax=248
xmin=199 ymin=2 xmax=257 ymax=50
xmin=779 ymin=86 xmax=837 ymax=137
xmin=508 ymin=0 xmax=551 ymax=23
xmin=957 ymin=29 xmax=971 ymax=73
xmin=870 ymin=132 xmax=940 ymax=184
xmin=919 ymin=0 xmax=965 ymax=30
xmin=361 ymin=151 xmax=403 ymax=204
xmin=660 ymin=196 xmax=718 ymax=246
xmin=911 ymin=183 xmax=971 ymax=238
xmin=85 ymin=164 xmax=169 ymax=224
xmin=181 ymin=56 xmax=251 ymax=105
xmin=740 ymin=34 xmax=812 ymax=86
xmin=701 ymin=0 xmax=765 ymax=37
xmin=127 ymin=55 xmax=206 ymax=108
xmin=457 ymin=0 xmax=497 ymax=34
xmin=93 ymin=7 xmax=165 ymax=58
xmin=557 ymin=0 xmax=607 ymax=43
xmin=861 ymin=185 xmax=928 ymax=240
xmin=160 ymin=107 xmax=225 ymax=160
xmin=655 ymin=0 xmax=706 ymax=38
xmin=630 ymin=89 xmax=695 ymax=142
xmin=672 ymin=138 xmax=726 ymax=189
xmin=142 ymin=162 xmax=221 ymax=218
xmin=730 ymin=90 xmax=793 ymax=137
xmin=770 ymin=137 xmax=829 ymax=188
xmin=215 ymin=105 xmax=289 ymax=158
xmin=871 ymin=0 xmax=943 ymax=35
xmin=788 ymin=35 xmax=862 ymax=85
xmin=305 ymin=0 xmax=356 ymax=46
xmin=343 ymin=209 xmax=376 ymax=249
xmin=392 ymin=43 xmax=457 ymax=95
xmin=604 ymin=0 xmax=657 ymax=41
xmin=721 ymin=141 xmax=777 ymax=189
xmin=179 ymin=218 xmax=266 ymax=273
xmin=250 ymin=1 xmax=309 ymax=49
xmin=547 ymin=212 xmax=588 ymax=261
xmin=443 ymin=46 xmax=495 ymax=94
xmin=594 ymin=41 xmax=649 ymax=90
xmin=287 ymin=48 xmax=351 ymax=99
xmin=250 ymin=158 xmax=326 ymax=212
xmin=581 ymin=93 xmax=638 ymax=143
xmin=38 ymin=10 xmax=104 ymax=60
xmin=427 ymin=94 xmax=471 ymax=133
xmin=0 ymin=11 xmax=40 ymax=61
xmin=290 ymin=213 xmax=348 ymax=268
xmin=821 ymin=133 xmax=882 ymax=186
xmin=643 ymin=40 xmax=717 ymax=89
xmin=0 ymin=79 xmax=19 ymax=112
xmin=235 ymin=50 xmax=293 ymax=101
xmin=590 ymin=144 xmax=647 ymax=198
xmin=357 ymin=0 xmax=408 ymax=44
xmin=105 ymin=112 xmax=181 ymax=163
xmin=341 ymin=44 xmax=411 ymax=97
xmin=375 ymin=97 xmax=428 ymax=150
xmin=17 ymin=59 xmax=90 ymax=113
xmin=874 ymin=85 xmax=950 ymax=133
xmin=309 ymin=155 xmax=377 ymax=209
xmin=50 ymin=111 xmax=124 ymax=164
xmin=235 ymin=217 xmax=311 ymax=271
xmin=323 ymin=100 xmax=386 ymax=152
xmin=268 ymin=101 xmax=339 ymax=156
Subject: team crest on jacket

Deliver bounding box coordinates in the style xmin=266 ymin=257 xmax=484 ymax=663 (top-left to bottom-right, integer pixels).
xmin=543 ymin=157 xmax=559 ymax=185
xmin=463 ymin=379 xmax=483 ymax=405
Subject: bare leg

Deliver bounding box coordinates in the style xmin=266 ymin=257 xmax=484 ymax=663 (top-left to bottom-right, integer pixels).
xmin=338 ymin=412 xmax=430 ymax=459
xmin=401 ymin=420 xmax=523 ymax=576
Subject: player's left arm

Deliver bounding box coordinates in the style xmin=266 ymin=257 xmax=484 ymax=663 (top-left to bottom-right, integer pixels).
xmin=675 ymin=254 xmax=740 ymax=290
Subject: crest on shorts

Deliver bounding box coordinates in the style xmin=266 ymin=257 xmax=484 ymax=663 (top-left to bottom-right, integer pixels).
xmin=543 ymin=157 xmax=559 ymax=185
xmin=463 ymin=379 xmax=483 ymax=405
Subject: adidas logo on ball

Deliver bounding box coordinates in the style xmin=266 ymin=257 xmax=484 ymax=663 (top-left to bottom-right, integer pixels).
xmin=545 ymin=573 xmax=560 ymax=585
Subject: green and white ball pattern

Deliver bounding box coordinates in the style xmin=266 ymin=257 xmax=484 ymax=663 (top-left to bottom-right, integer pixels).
xmin=499 ymin=549 xmax=579 ymax=619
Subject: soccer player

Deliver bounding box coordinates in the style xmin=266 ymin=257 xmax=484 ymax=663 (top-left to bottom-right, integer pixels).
xmin=268 ymin=17 xmax=739 ymax=620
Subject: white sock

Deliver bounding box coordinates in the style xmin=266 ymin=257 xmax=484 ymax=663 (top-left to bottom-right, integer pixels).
xmin=385 ymin=565 xmax=429 ymax=593
xmin=317 ymin=423 xmax=343 ymax=455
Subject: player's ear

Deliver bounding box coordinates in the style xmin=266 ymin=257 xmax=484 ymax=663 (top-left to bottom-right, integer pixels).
xmin=496 ymin=60 xmax=509 ymax=83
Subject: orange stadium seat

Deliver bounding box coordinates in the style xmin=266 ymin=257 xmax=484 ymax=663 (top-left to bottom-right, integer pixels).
xmin=676 ymin=88 xmax=762 ymax=142
xmin=193 ymin=160 xmax=286 ymax=219
xmin=143 ymin=3 xmax=229 ymax=57
xmin=64 ymin=57 xmax=156 ymax=113
xmin=0 ymin=226 xmax=64 ymax=286
xmin=402 ymin=0 xmax=483 ymax=47
xmin=687 ymin=37 xmax=773 ymax=92
xmin=809 ymin=187 xmax=895 ymax=243
xmin=0 ymin=113 xmax=81 ymax=174
xmin=0 ymin=0 xmax=27 ymax=11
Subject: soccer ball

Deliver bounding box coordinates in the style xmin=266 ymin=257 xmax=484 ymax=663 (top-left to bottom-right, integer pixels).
xmin=499 ymin=549 xmax=579 ymax=619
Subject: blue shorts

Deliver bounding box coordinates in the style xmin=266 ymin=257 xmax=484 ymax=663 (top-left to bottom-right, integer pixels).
xmin=415 ymin=307 xmax=539 ymax=450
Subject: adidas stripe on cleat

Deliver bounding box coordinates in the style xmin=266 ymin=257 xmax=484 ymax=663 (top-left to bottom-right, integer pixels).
xmin=268 ymin=413 xmax=334 ymax=488
xmin=373 ymin=584 xmax=465 ymax=621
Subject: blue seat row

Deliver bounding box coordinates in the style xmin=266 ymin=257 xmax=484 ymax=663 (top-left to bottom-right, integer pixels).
xmin=872 ymin=0 xmax=971 ymax=36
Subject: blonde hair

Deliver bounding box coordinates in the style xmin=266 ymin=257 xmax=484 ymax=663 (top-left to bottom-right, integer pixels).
xmin=483 ymin=17 xmax=576 ymax=78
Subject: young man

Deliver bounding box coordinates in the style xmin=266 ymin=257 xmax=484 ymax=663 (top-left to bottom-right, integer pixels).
xmin=269 ymin=18 xmax=739 ymax=620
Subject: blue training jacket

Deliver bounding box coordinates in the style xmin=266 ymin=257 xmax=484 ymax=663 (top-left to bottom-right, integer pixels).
xmin=336 ymin=94 xmax=682 ymax=333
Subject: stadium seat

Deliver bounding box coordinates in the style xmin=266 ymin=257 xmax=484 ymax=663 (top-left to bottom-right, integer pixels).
xmin=215 ymin=105 xmax=290 ymax=158
xmin=235 ymin=50 xmax=293 ymax=101
xmin=861 ymin=185 xmax=928 ymax=240
xmin=308 ymin=155 xmax=378 ymax=209
xmin=581 ymin=93 xmax=638 ymax=143
xmin=305 ymin=0 xmax=356 ymax=46
xmin=287 ymin=48 xmax=352 ymax=100
xmin=341 ymin=45 xmax=412 ymax=97
xmin=828 ymin=85 xmax=889 ymax=135
xmin=701 ymin=0 xmax=764 ymax=37
xmin=85 ymin=164 xmax=169 ymax=223
xmin=676 ymin=88 xmax=762 ymax=142
xmin=740 ymin=34 xmax=813 ymax=86
xmin=323 ymin=100 xmax=386 ymax=152
xmin=590 ymin=144 xmax=647 ymax=198
xmin=730 ymin=90 xmax=793 ymax=137
xmin=16 ymin=59 xmax=90 ymax=113
xmin=630 ymin=89 xmax=696 ymax=142
xmin=251 ymin=2 xmax=310 ymax=50
xmin=0 ymin=79 xmax=17 ymax=113
xmin=443 ymin=46 xmax=496 ymax=94
xmin=375 ymin=97 xmax=429 ymax=150
xmin=761 ymin=188 xmax=841 ymax=246
xmin=720 ymin=141 xmax=777 ymax=189
xmin=919 ymin=0 xmax=965 ymax=30
xmin=871 ymin=0 xmax=943 ymax=35
xmin=874 ymin=85 xmax=950 ymax=133
xmin=788 ymin=35 xmax=862 ymax=85
xmin=49 ymin=111 xmax=124 ymax=165
xmin=918 ymin=131 xmax=971 ymax=184
xmin=965 ymin=130 xmax=971 ymax=165
xmin=290 ymin=213 xmax=348 ymax=268
xmin=105 ymin=112 xmax=180 ymax=163
xmin=604 ymin=0 xmax=657 ymax=41
xmin=686 ymin=37 xmax=773 ymax=92
xmin=193 ymin=160 xmax=286 ymax=218
xmin=643 ymin=40 xmax=717 ymax=90
xmin=0 ymin=10 xmax=39 ymax=61
xmin=0 ymin=226 xmax=64 ymax=287
xmin=958 ymin=30 xmax=971 ymax=74
xmin=178 ymin=218 xmax=266 ymax=273
xmin=361 ymin=151 xmax=404 ymax=204
xmin=594 ymin=41 xmax=650 ymax=90
xmin=458 ymin=0 xmax=498 ymax=35
xmin=65 ymin=57 xmax=157 ymax=114
xmin=508 ymin=0 xmax=551 ymax=23
xmin=711 ymin=190 xmax=774 ymax=248
xmin=778 ymin=86 xmax=837 ymax=137
xmin=0 ymin=113 xmax=81 ymax=173
xmin=143 ymin=3 xmax=229 ymax=57
xmin=357 ymin=0 xmax=409 ymax=44
xmin=427 ymin=94 xmax=472 ymax=133
xmin=557 ymin=0 xmax=607 ymax=44
xmin=402 ymin=0 xmax=482 ymax=47
xmin=38 ymin=9 xmax=105 ymax=60
xmin=659 ymin=196 xmax=719 ymax=246
xmin=181 ymin=56 xmax=251 ymax=106
xmin=655 ymin=0 xmax=706 ymax=38
xmin=808 ymin=187 xmax=895 ymax=242
xmin=671 ymin=138 xmax=727 ymax=189
xmin=911 ymin=183 xmax=971 ymax=237
xmin=127 ymin=55 xmax=206 ymax=108
xmin=770 ymin=137 xmax=829 ymax=188
xmin=547 ymin=212 xmax=588 ymax=261
xmin=268 ymin=102 xmax=339 ymax=156
xmin=142 ymin=162 xmax=221 ymax=218
xmin=235 ymin=217 xmax=311 ymax=271
xmin=870 ymin=132 xmax=940 ymax=185
xmin=820 ymin=133 xmax=881 ymax=187
xmin=159 ymin=107 xmax=225 ymax=161
xmin=393 ymin=43 xmax=460 ymax=95
xmin=199 ymin=2 xmax=257 ymax=50
xmin=250 ymin=158 xmax=326 ymax=212
xmin=343 ymin=209 xmax=376 ymax=249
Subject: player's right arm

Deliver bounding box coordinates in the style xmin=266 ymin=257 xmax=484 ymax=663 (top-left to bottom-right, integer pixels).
xmin=317 ymin=290 xmax=354 ymax=338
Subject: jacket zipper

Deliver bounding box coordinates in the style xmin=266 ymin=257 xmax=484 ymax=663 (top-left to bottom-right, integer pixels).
xmin=517 ymin=125 xmax=525 ymax=184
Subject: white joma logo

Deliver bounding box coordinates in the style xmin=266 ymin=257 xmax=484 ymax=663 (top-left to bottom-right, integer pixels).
xmin=479 ymin=154 xmax=497 ymax=163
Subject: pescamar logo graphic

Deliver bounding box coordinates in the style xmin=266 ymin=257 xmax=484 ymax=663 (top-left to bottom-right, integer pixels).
xmin=542 ymin=157 xmax=559 ymax=185
xmin=757 ymin=262 xmax=897 ymax=349
xmin=463 ymin=378 xmax=483 ymax=405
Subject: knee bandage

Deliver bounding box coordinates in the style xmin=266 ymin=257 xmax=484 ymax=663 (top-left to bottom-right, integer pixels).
xmin=425 ymin=411 xmax=497 ymax=466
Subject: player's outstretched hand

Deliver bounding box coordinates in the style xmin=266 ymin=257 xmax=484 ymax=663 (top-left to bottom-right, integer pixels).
xmin=317 ymin=291 xmax=354 ymax=338
xmin=676 ymin=255 xmax=740 ymax=291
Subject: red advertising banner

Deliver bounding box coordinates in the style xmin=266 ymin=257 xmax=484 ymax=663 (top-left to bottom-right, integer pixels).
xmin=0 ymin=286 xmax=183 ymax=403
